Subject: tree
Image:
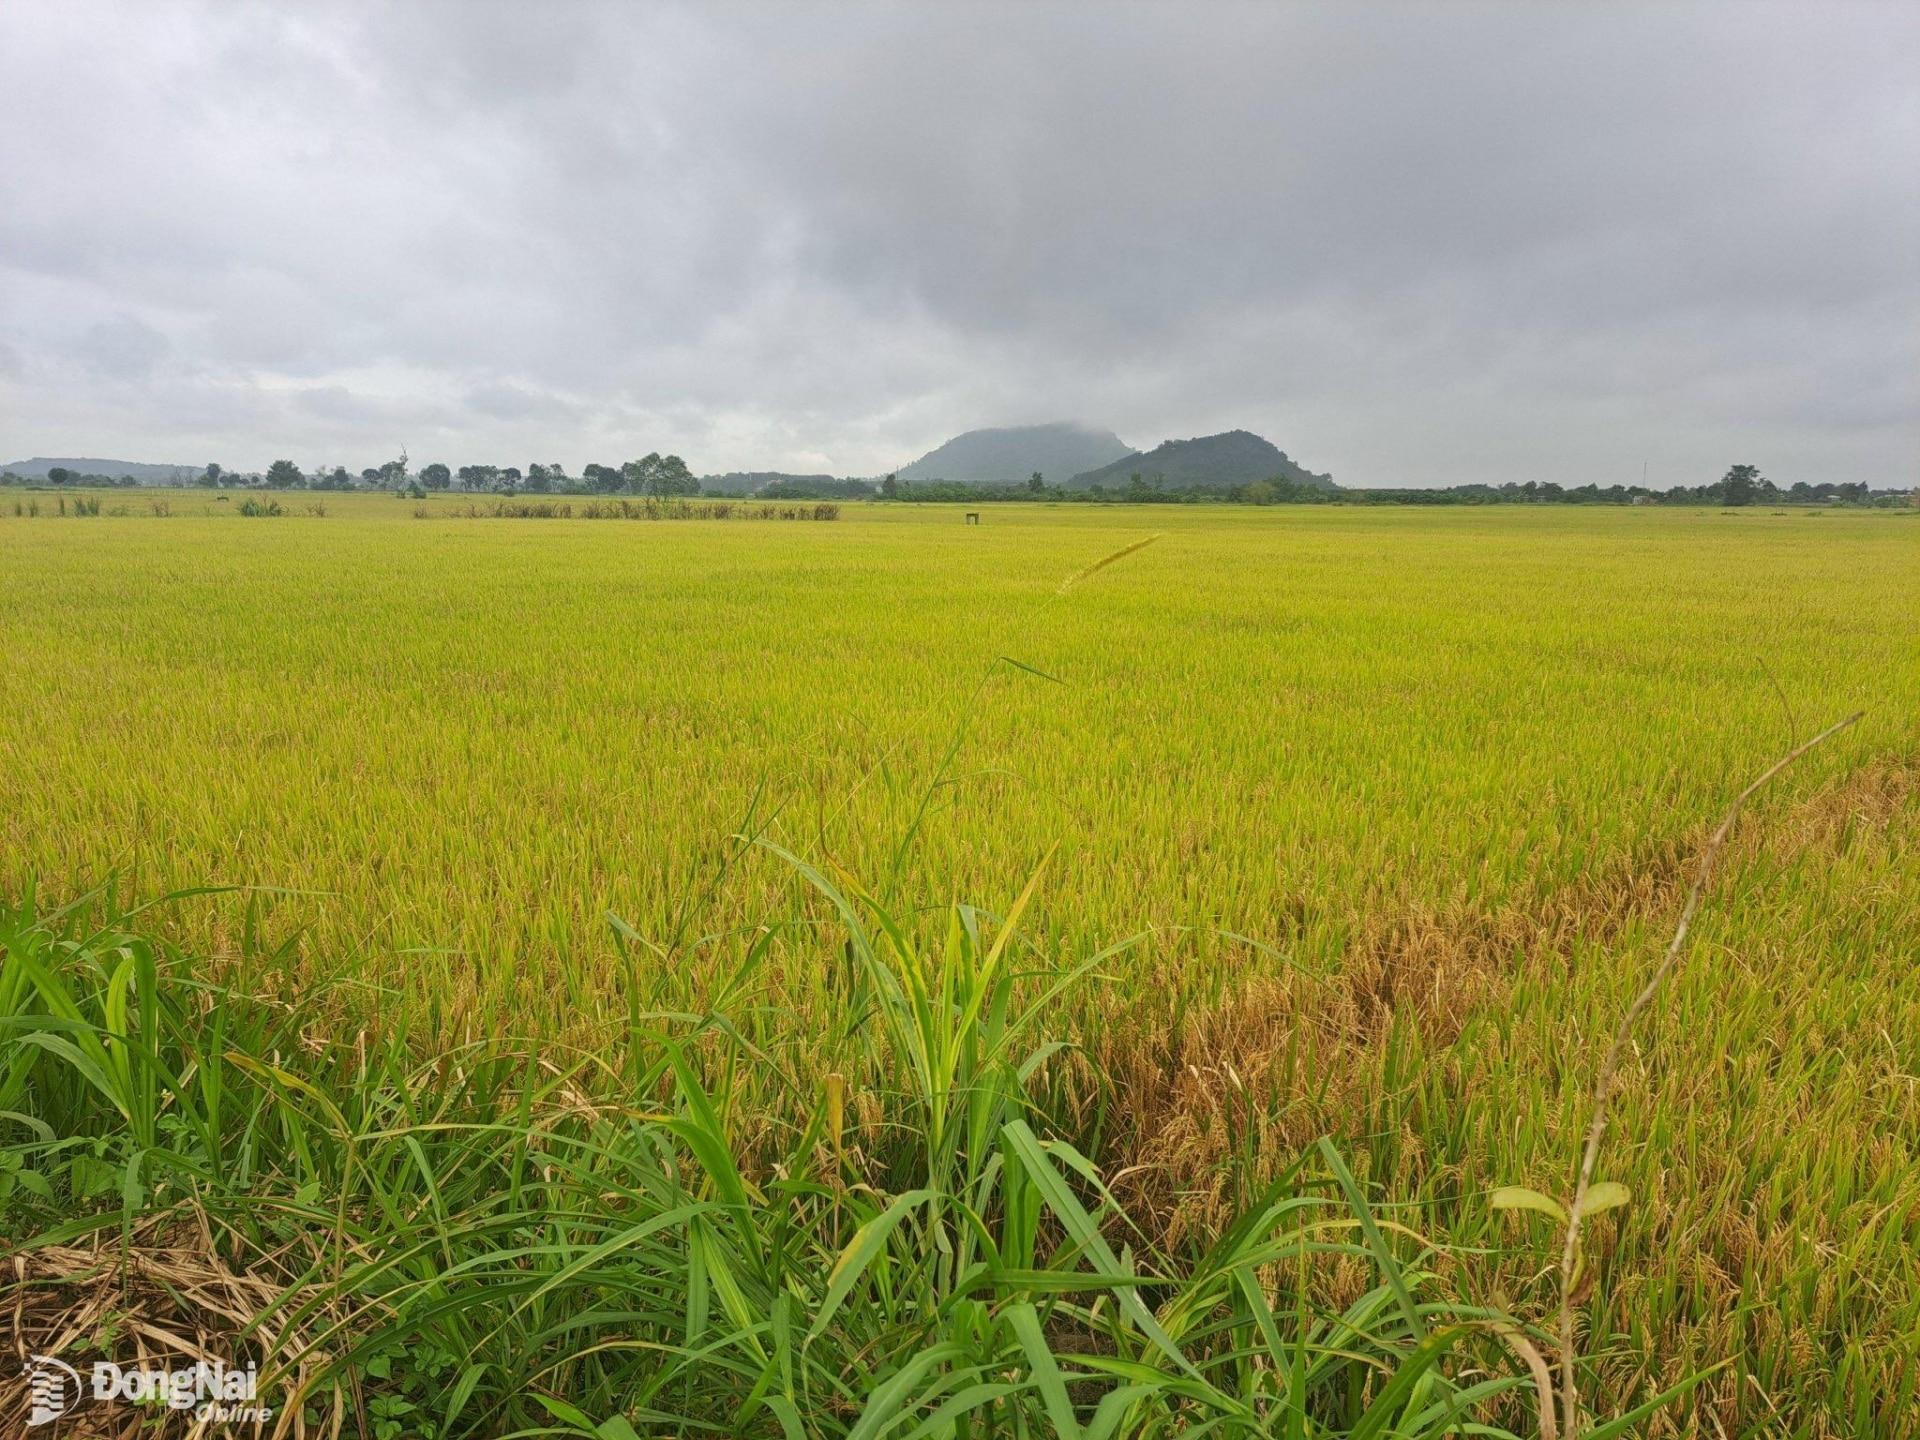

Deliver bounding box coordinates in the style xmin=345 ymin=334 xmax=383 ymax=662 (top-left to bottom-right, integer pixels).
xmin=1029 ymin=471 xmax=1044 ymax=493
xmin=613 ymin=454 xmax=695 ymax=496
xmin=201 ymin=463 xmax=222 ymax=487
xmin=619 ymin=456 xmax=655 ymax=494
xmin=1721 ymin=463 xmax=1761 ymax=507
xmin=47 ymin=467 xmax=74 ymax=485
xmin=419 ymin=462 xmax=451 ymax=491
xmin=361 ymin=468 xmax=382 ymax=485
xmin=373 ymin=451 xmax=411 ymax=490
xmin=265 ymin=459 xmax=304 ymax=489
xmin=525 ymin=465 xmax=551 ymax=494
xmin=648 ymin=454 xmax=698 ymax=496
xmin=587 ymin=462 xmax=625 ymax=493
xmin=881 ymin=473 xmax=898 ymax=498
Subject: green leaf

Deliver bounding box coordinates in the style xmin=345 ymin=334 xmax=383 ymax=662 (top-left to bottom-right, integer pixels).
xmin=1318 ymin=1137 xmax=1427 ymax=1342
xmin=440 ymin=1363 xmax=489 ymax=1433
xmin=894 ymin=1382 xmax=1021 ymax=1440
xmin=1578 ymin=1180 xmax=1632 ymax=1218
xmin=760 ymin=1396 xmax=804 ymax=1440
xmin=533 ymin=1394 xmax=600 ymax=1433
xmin=1008 ymin=1301 xmax=1083 ymax=1440
xmin=1348 ymin=1327 xmax=1469 ymax=1440
xmin=0 ymin=1109 xmax=55 ymax=1143
xmin=808 ymin=1187 xmax=933 ymax=1343
xmin=1579 ymin=1361 xmax=1730 ymax=1440
xmin=1003 ymin=1120 xmax=1198 ymax=1378
xmin=1490 ymin=1185 xmax=1569 ymax=1225
xmin=1085 ymin=1385 xmax=1154 ymax=1440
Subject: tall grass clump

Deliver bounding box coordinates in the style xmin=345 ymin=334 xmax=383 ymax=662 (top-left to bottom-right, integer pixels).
xmin=0 ymin=862 xmax=1623 ymax=1439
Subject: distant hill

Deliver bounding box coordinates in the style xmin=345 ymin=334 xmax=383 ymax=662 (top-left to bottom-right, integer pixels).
xmin=896 ymin=423 xmax=1134 ymax=484
xmin=1 ymin=457 xmax=200 ymax=483
xmin=1068 ymin=431 xmax=1334 ymax=491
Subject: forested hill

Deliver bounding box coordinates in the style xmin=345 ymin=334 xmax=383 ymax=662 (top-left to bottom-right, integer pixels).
xmin=1068 ymin=431 xmax=1335 ymax=491
xmin=0 ymin=457 xmax=198 ymax=483
xmin=896 ymin=423 xmax=1133 ymax=483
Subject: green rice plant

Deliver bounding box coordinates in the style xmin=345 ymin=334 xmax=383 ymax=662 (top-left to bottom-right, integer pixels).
xmin=1490 ymin=713 xmax=1861 ymax=1437
xmin=1 ymin=500 xmax=1914 ymax=1433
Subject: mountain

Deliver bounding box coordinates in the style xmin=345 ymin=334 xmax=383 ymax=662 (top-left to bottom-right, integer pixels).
xmin=895 ymin=423 xmax=1134 ymax=484
xmin=1 ymin=457 xmax=201 ymax=483
xmin=1067 ymin=430 xmax=1335 ymax=491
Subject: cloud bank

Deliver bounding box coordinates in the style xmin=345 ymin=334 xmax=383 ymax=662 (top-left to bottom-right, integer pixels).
xmin=1 ymin=2 xmax=1914 ymax=485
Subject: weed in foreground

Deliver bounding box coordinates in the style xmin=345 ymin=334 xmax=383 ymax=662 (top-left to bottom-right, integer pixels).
xmin=2 ymin=867 xmax=1575 ymax=1438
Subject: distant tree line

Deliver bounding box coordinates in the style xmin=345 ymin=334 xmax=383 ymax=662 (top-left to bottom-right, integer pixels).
xmin=4 ymin=467 xmax=147 ymax=487
xmin=757 ymin=476 xmax=879 ymax=499
xmin=873 ymin=464 xmax=1904 ymax=508
xmin=0 ymin=454 xmax=702 ymax=496
xmin=2 ymin=459 xmax=1908 ymax=509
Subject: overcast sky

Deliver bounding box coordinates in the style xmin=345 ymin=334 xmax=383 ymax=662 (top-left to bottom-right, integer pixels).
xmin=2 ymin=3 xmax=1914 ymax=486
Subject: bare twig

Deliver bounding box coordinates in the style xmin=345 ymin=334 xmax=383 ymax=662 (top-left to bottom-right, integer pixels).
xmin=1556 ymin=710 xmax=1862 ymax=1434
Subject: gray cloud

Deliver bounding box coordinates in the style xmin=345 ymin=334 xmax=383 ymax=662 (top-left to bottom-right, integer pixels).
xmin=465 ymin=381 xmax=581 ymax=424
xmin=293 ymin=386 xmax=397 ymax=423
xmin=74 ymin=314 xmax=171 ymax=380
xmin=0 ymin=1 xmax=1913 ymax=485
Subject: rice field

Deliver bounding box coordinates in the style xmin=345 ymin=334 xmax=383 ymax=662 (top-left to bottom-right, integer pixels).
xmin=2 ymin=493 xmax=1917 ymax=1434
